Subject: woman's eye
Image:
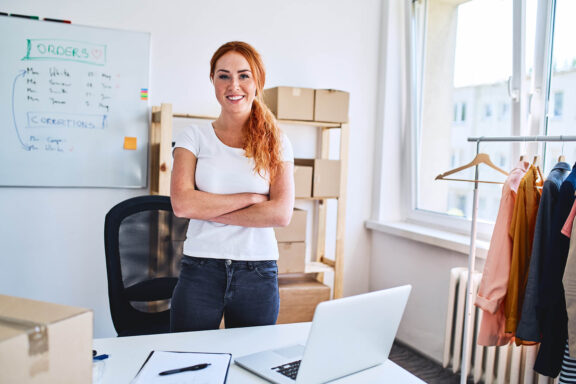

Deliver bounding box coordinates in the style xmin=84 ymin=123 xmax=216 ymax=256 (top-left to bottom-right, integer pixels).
xmin=240 ymin=74 xmax=250 ymax=79
xmin=218 ymin=74 xmax=229 ymax=80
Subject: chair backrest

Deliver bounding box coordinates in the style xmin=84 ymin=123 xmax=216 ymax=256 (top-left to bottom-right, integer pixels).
xmin=104 ymin=195 xmax=189 ymax=336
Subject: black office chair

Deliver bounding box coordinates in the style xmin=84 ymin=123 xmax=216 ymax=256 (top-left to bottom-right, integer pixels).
xmin=104 ymin=195 xmax=189 ymax=336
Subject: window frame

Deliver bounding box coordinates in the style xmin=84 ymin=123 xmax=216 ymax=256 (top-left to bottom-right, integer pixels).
xmin=379 ymin=0 xmax=557 ymax=240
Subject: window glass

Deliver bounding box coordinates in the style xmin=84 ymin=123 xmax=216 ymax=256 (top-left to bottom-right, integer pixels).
xmin=417 ymin=0 xmax=515 ymax=222
xmin=543 ymin=0 xmax=576 ymax=170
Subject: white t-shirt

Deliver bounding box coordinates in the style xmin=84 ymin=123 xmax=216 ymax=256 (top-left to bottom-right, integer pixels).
xmin=174 ymin=121 xmax=294 ymax=260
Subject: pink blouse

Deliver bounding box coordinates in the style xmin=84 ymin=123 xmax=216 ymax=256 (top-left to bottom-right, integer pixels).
xmin=562 ymin=200 xmax=576 ymax=238
xmin=475 ymin=161 xmax=529 ymax=346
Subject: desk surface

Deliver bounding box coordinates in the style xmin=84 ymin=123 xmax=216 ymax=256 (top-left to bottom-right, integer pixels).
xmin=93 ymin=322 xmax=425 ymax=383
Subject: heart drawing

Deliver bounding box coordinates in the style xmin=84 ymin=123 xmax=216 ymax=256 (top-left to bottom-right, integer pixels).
xmin=91 ymin=49 xmax=103 ymax=60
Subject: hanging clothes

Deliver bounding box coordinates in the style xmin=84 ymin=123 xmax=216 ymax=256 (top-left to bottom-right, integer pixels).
xmin=505 ymin=165 xmax=543 ymax=339
xmin=563 ymin=201 xmax=576 ymax=358
xmin=559 ymin=342 xmax=576 ymax=384
xmin=516 ymin=162 xmax=571 ymax=342
xmin=535 ymin=163 xmax=576 ymax=377
xmin=475 ymin=161 xmax=529 ymax=346
xmin=558 ymin=200 xmax=576 ymax=384
xmin=562 ymin=214 xmax=576 ymax=384
xmin=562 ymin=201 xmax=576 ymax=238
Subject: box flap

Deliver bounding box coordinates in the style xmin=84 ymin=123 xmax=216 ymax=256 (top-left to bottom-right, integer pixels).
xmin=0 ymin=295 xmax=90 ymax=342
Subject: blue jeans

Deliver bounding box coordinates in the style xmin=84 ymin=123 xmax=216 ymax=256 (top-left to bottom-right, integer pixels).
xmin=170 ymin=256 xmax=279 ymax=332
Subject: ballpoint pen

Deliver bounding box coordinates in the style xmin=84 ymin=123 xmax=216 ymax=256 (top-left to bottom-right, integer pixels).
xmin=158 ymin=363 xmax=211 ymax=376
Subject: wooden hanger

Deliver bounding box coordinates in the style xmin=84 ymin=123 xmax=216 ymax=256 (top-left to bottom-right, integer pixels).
xmin=435 ymin=153 xmax=509 ymax=184
xmin=532 ymin=155 xmax=545 ymax=183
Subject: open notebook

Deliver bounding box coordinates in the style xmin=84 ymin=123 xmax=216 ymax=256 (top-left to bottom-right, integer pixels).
xmin=131 ymin=350 xmax=231 ymax=383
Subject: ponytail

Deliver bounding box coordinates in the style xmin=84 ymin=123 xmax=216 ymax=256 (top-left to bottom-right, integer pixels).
xmin=245 ymin=96 xmax=282 ymax=182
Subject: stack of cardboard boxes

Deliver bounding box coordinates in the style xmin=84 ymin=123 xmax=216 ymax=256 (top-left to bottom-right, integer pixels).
xmin=266 ymin=86 xmax=348 ymax=323
xmin=263 ymin=86 xmax=349 ymax=123
xmin=265 ymin=85 xmax=345 ymax=200
xmin=274 ymin=208 xmax=307 ymax=274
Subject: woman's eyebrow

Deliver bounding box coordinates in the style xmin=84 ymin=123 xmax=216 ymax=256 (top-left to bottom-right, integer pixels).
xmin=216 ymin=68 xmax=251 ymax=73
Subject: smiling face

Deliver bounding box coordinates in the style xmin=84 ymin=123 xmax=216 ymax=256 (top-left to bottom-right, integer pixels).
xmin=212 ymin=51 xmax=257 ymax=117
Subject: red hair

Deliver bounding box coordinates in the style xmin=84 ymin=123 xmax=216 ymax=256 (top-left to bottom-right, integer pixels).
xmin=210 ymin=41 xmax=282 ymax=182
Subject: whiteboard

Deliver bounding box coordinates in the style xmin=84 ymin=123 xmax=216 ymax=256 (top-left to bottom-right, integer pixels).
xmin=0 ymin=17 xmax=150 ymax=188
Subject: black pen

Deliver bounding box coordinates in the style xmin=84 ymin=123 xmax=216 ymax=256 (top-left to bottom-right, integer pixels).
xmin=158 ymin=363 xmax=211 ymax=376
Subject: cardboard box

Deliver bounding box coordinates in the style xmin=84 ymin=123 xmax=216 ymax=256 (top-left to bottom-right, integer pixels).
xmin=294 ymin=159 xmax=341 ymax=198
xmin=277 ymin=276 xmax=330 ymax=323
xmin=277 ymin=242 xmax=306 ymax=274
xmin=274 ymin=209 xmax=307 ymax=243
xmin=263 ymin=87 xmax=315 ymax=120
xmin=294 ymin=165 xmax=313 ymax=198
xmin=0 ymin=295 xmax=93 ymax=384
xmin=314 ymin=89 xmax=350 ymax=123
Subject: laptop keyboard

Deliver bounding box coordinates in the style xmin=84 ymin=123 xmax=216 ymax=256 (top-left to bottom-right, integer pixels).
xmin=272 ymin=360 xmax=301 ymax=380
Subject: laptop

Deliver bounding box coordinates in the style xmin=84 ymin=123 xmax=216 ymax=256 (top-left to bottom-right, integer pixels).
xmin=235 ymin=285 xmax=411 ymax=384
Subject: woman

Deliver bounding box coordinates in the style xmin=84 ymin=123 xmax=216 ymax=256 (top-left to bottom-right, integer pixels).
xmin=170 ymin=41 xmax=295 ymax=332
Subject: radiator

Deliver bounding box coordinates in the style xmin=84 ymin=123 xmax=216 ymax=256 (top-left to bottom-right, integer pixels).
xmin=443 ymin=267 xmax=554 ymax=384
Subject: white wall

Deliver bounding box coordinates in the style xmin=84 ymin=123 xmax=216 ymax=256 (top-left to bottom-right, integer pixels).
xmin=0 ymin=0 xmax=380 ymax=337
xmin=368 ymin=0 xmax=477 ymax=364
xmin=370 ymin=233 xmax=473 ymax=362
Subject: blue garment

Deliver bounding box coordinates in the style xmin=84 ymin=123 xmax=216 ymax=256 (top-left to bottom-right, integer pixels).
xmin=170 ymin=256 xmax=279 ymax=332
xmin=516 ymin=162 xmax=571 ymax=342
xmin=535 ymin=163 xmax=576 ymax=377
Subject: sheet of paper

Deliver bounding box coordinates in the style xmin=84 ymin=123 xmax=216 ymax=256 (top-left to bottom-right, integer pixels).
xmin=131 ymin=350 xmax=231 ymax=384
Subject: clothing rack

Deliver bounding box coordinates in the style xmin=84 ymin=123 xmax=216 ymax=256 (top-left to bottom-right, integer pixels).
xmin=458 ymin=135 xmax=576 ymax=384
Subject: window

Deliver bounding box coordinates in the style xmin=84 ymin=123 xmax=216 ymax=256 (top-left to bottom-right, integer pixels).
xmin=499 ymin=102 xmax=510 ymax=121
xmin=414 ymin=0 xmax=518 ymax=230
xmin=405 ymin=0 xmax=571 ymax=233
xmin=484 ymin=104 xmax=493 ymax=120
xmin=542 ymin=0 xmax=576 ymax=171
xmin=552 ymin=91 xmax=563 ymax=117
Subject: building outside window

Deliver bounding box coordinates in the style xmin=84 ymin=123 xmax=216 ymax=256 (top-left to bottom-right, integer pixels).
xmin=553 ymin=91 xmax=563 ymax=117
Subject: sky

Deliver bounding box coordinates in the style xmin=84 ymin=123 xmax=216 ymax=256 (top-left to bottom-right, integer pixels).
xmin=453 ymin=0 xmax=575 ymax=88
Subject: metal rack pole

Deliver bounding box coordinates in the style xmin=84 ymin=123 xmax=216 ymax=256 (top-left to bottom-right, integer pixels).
xmin=459 ymin=135 xmax=576 ymax=384
xmin=468 ymin=135 xmax=576 ymax=142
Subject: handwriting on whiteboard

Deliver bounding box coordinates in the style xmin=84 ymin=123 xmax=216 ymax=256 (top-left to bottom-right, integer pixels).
xmin=12 ymin=39 xmax=116 ymax=152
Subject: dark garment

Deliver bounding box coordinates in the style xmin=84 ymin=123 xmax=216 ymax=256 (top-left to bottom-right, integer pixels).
xmin=535 ymin=163 xmax=576 ymax=377
xmin=170 ymin=256 xmax=279 ymax=332
xmin=516 ymin=162 xmax=571 ymax=342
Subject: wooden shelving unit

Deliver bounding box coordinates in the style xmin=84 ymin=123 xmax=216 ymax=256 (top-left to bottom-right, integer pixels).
xmin=150 ymin=103 xmax=349 ymax=299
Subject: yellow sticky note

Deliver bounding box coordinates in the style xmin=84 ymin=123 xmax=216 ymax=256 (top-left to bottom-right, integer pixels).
xmin=124 ymin=137 xmax=137 ymax=150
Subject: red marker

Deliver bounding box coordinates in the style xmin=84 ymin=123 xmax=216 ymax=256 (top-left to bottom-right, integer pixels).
xmin=43 ymin=17 xmax=71 ymax=23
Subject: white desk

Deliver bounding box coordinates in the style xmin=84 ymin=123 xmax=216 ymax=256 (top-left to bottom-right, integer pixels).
xmin=93 ymin=322 xmax=425 ymax=383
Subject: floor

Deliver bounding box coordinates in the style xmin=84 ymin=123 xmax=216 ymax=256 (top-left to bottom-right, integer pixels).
xmin=389 ymin=340 xmax=475 ymax=383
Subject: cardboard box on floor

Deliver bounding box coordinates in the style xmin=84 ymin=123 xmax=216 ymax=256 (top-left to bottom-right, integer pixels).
xmin=314 ymin=89 xmax=350 ymax=123
xmin=294 ymin=159 xmax=341 ymax=198
xmin=0 ymin=294 xmax=93 ymax=384
xmin=263 ymin=86 xmax=315 ymax=120
xmin=277 ymin=242 xmax=306 ymax=274
xmin=294 ymin=165 xmax=313 ymax=198
xmin=277 ymin=276 xmax=330 ymax=323
xmin=274 ymin=208 xmax=307 ymax=243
